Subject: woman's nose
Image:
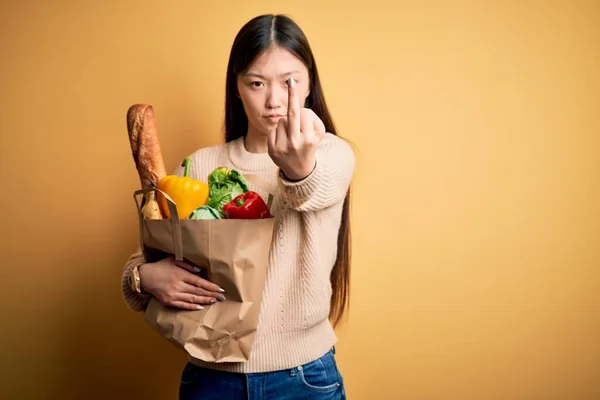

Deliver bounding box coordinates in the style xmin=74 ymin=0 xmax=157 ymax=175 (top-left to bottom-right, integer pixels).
xmin=265 ymin=87 xmax=284 ymax=109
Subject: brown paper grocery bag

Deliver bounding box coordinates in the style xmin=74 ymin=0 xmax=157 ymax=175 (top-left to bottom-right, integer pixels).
xmin=132 ymin=176 xmax=275 ymax=363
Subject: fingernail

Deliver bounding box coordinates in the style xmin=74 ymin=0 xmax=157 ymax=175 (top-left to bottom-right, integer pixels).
xmin=210 ymin=299 xmax=217 ymax=304
xmin=217 ymin=294 xmax=226 ymax=301
xmin=287 ymin=77 xmax=295 ymax=88
xmin=196 ymin=305 xmax=204 ymax=310
xmin=193 ymin=266 xmax=201 ymax=273
xmin=218 ymin=288 xmax=225 ymax=293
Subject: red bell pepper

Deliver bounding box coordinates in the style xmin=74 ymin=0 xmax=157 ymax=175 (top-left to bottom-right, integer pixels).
xmin=222 ymin=191 xmax=272 ymax=219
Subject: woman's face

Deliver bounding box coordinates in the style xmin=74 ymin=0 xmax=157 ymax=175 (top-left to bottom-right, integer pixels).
xmin=237 ymin=45 xmax=310 ymax=137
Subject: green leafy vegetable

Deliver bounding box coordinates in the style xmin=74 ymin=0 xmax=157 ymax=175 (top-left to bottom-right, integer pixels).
xmin=188 ymin=205 xmax=223 ymax=220
xmin=206 ymin=167 xmax=250 ymax=213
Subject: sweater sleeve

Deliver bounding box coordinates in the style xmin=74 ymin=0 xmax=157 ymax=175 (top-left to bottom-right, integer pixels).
xmin=121 ymin=248 xmax=151 ymax=312
xmin=278 ymin=134 xmax=355 ymax=212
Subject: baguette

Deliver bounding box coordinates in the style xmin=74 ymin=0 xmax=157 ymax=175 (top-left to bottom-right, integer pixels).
xmin=126 ymin=104 xmax=167 ymax=188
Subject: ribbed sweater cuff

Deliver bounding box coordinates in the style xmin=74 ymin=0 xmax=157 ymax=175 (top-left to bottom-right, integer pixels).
xmin=121 ymin=252 xmax=151 ymax=312
xmin=278 ymin=159 xmax=322 ymax=204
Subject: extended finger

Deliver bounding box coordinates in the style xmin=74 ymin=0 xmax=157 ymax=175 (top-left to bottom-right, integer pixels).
xmin=182 ymin=282 xmax=226 ymax=302
xmin=180 ymin=291 xmax=217 ymax=306
xmin=183 ymin=274 xmax=225 ymax=294
xmin=170 ymin=301 xmax=205 ymax=311
xmin=276 ymin=117 xmax=288 ymax=151
xmin=268 ymin=121 xmax=278 ymax=154
xmin=286 ymin=78 xmax=301 ymax=138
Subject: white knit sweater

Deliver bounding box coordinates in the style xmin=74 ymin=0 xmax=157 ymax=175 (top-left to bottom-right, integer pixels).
xmin=121 ymin=133 xmax=355 ymax=373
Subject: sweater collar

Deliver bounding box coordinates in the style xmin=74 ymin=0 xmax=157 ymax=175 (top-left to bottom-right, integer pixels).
xmin=227 ymin=136 xmax=276 ymax=172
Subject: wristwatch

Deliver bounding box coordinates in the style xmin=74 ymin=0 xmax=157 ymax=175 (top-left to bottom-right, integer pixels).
xmin=129 ymin=265 xmax=143 ymax=294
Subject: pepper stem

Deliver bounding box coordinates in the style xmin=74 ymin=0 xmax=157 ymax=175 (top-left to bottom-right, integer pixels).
xmin=181 ymin=157 xmax=191 ymax=177
xmin=236 ymin=197 xmax=245 ymax=207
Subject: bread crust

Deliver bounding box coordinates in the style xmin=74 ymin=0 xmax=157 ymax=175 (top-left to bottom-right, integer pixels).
xmin=127 ymin=104 xmax=167 ymax=188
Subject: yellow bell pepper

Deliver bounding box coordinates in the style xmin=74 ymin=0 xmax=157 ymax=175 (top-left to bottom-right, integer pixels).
xmin=157 ymin=157 xmax=209 ymax=219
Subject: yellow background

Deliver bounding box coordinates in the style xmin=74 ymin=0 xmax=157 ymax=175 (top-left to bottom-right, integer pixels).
xmin=1 ymin=1 xmax=599 ymax=399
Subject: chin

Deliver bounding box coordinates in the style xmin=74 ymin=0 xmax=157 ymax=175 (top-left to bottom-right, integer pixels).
xmin=249 ymin=122 xmax=274 ymax=137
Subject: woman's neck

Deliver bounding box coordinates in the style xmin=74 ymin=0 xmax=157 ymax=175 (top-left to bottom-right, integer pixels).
xmin=228 ymin=131 xmax=275 ymax=172
xmin=244 ymin=126 xmax=269 ymax=153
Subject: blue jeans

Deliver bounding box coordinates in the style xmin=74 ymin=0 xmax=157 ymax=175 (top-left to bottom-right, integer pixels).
xmin=179 ymin=348 xmax=346 ymax=400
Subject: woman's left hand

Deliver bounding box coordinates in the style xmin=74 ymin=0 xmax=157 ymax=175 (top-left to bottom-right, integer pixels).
xmin=268 ymin=77 xmax=326 ymax=181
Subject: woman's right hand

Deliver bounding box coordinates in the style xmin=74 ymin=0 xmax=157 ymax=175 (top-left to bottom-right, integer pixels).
xmin=138 ymin=256 xmax=225 ymax=310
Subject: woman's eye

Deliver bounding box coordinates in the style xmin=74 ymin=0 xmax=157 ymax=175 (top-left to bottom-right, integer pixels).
xmin=250 ymin=81 xmax=264 ymax=88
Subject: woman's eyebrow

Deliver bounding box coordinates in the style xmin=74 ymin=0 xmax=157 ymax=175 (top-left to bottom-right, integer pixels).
xmin=244 ymin=70 xmax=301 ymax=79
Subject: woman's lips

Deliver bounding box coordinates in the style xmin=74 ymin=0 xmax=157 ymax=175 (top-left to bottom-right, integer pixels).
xmin=265 ymin=115 xmax=283 ymax=124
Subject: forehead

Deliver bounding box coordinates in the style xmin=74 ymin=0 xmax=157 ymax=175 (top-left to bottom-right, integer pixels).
xmin=246 ymin=45 xmax=308 ymax=75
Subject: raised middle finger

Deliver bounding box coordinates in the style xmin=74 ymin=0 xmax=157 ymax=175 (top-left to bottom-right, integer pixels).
xmin=286 ymin=77 xmax=301 ymax=139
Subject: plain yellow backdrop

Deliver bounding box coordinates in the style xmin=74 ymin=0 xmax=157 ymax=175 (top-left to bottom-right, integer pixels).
xmin=1 ymin=1 xmax=599 ymax=399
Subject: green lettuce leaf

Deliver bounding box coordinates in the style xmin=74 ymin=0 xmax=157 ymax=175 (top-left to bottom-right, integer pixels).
xmin=206 ymin=167 xmax=249 ymax=212
xmin=189 ymin=205 xmax=223 ymax=220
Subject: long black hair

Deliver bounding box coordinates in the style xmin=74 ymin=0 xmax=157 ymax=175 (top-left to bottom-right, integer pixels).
xmin=224 ymin=14 xmax=351 ymax=328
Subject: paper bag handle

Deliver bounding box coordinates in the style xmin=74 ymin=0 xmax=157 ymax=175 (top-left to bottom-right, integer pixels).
xmin=133 ymin=186 xmax=184 ymax=261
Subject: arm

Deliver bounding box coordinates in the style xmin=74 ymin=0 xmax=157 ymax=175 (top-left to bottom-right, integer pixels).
xmin=279 ymin=134 xmax=355 ymax=212
xmin=268 ymin=77 xmax=355 ymax=211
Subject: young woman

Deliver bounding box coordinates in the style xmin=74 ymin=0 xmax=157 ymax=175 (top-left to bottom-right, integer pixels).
xmin=121 ymin=14 xmax=355 ymax=399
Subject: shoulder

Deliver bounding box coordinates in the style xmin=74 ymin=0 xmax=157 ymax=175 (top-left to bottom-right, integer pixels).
xmin=172 ymin=141 xmax=231 ymax=179
xmin=187 ymin=141 xmax=229 ymax=162
xmin=318 ymin=133 xmax=356 ymax=161
xmin=320 ymin=132 xmax=353 ymax=149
